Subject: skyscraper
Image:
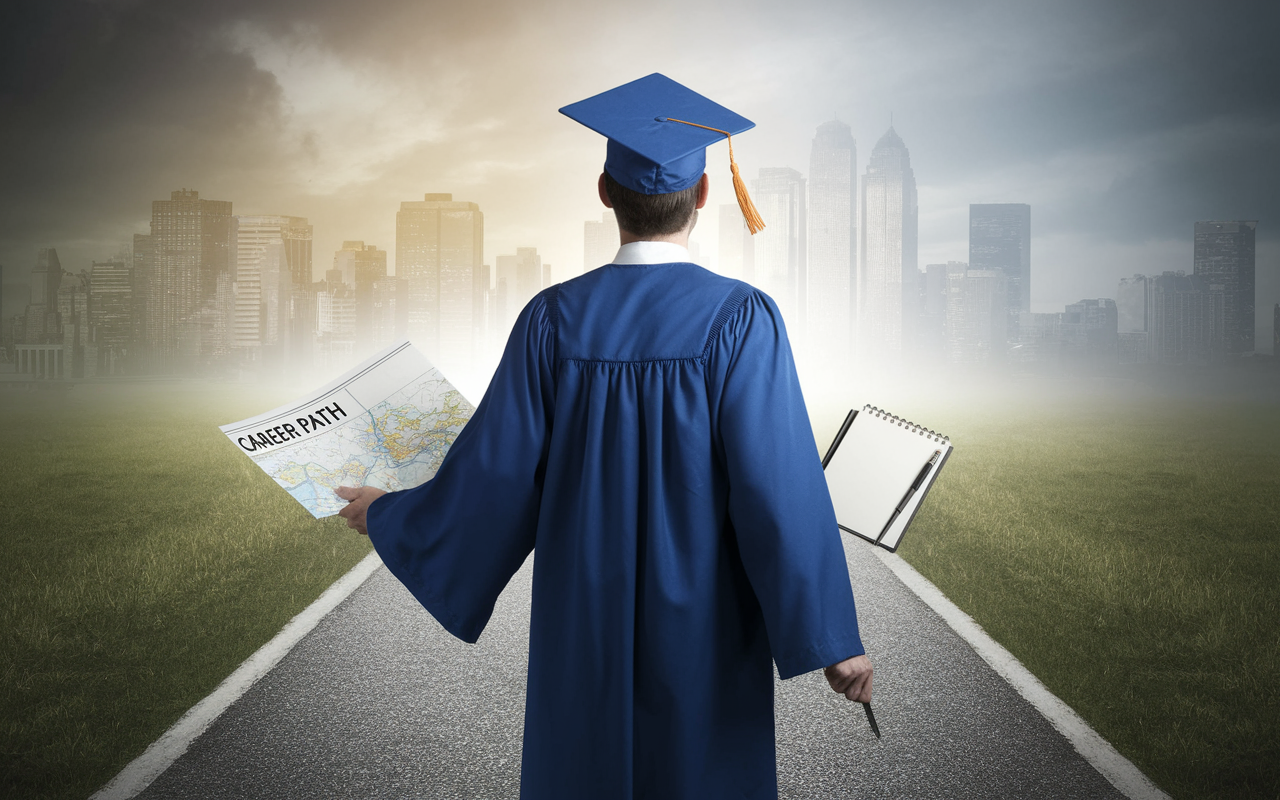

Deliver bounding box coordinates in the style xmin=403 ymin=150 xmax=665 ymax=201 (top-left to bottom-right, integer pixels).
xmin=233 ymin=216 xmax=311 ymax=367
xmin=944 ymin=268 xmax=1006 ymax=365
xmin=1116 ymin=275 xmax=1149 ymax=364
xmin=1148 ymin=271 xmax=1224 ymax=364
xmin=138 ymin=189 xmax=233 ymax=372
xmin=969 ymin=203 xmax=1031 ymax=341
xmin=89 ymin=258 xmax=133 ymax=374
xmin=751 ymin=167 xmax=806 ymax=334
xmin=718 ymin=205 xmax=751 ymax=281
xmin=396 ymin=193 xmax=483 ymax=372
xmin=22 ymin=248 xmax=62 ymax=345
xmin=859 ymin=126 xmax=918 ymax=362
xmin=807 ymin=120 xmax=857 ymax=365
xmin=1193 ymin=220 xmax=1256 ymax=354
xmin=584 ymin=211 xmax=619 ymax=272
xmin=333 ymin=241 xmax=388 ymax=355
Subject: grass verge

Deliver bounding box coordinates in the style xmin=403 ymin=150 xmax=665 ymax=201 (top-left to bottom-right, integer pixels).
xmin=887 ymin=387 xmax=1280 ymax=800
xmin=0 ymin=382 xmax=372 ymax=800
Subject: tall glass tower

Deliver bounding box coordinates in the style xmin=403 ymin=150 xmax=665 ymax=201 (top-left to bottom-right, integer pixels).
xmin=1193 ymin=220 xmax=1257 ymax=354
xmin=396 ymin=193 xmax=484 ymax=372
xmin=807 ymin=120 xmax=857 ymax=367
xmin=969 ymin=203 xmax=1031 ymax=342
xmin=859 ymin=127 xmax=918 ymax=362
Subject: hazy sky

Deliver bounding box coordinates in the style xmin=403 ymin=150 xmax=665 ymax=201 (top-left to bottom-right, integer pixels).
xmin=3 ymin=0 xmax=1278 ymax=337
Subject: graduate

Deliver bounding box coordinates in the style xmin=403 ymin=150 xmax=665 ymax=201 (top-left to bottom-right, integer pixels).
xmin=336 ymin=73 xmax=873 ymax=800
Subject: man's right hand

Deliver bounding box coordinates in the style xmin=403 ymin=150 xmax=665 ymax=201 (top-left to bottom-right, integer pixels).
xmin=823 ymin=654 xmax=873 ymax=703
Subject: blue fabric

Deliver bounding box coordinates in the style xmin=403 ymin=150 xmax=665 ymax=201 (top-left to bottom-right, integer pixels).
xmin=368 ymin=262 xmax=863 ymax=800
xmin=560 ymin=73 xmax=754 ymax=195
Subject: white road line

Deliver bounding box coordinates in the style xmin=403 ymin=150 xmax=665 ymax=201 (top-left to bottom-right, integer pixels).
xmin=88 ymin=550 xmax=385 ymax=800
xmin=872 ymin=548 xmax=1172 ymax=800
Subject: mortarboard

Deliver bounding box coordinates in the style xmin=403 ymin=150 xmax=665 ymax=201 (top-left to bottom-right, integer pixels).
xmin=559 ymin=73 xmax=765 ymax=234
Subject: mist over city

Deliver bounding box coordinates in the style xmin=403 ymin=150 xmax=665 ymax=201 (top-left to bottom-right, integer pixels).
xmin=1 ymin=0 xmax=1278 ymax=406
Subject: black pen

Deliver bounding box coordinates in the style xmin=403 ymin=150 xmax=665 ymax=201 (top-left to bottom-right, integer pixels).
xmin=861 ymin=701 xmax=881 ymax=739
xmin=876 ymin=449 xmax=942 ymax=543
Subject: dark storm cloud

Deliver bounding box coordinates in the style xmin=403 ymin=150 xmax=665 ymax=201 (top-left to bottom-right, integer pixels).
xmin=0 ymin=0 xmax=291 ymax=292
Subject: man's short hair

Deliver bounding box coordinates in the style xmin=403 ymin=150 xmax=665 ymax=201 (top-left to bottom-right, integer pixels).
xmin=603 ymin=170 xmax=700 ymax=238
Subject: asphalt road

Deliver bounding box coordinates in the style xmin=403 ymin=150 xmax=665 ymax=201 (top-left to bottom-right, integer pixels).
xmin=132 ymin=537 xmax=1128 ymax=799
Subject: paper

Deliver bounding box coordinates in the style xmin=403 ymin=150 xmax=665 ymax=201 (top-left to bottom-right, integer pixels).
xmin=219 ymin=340 xmax=473 ymax=518
xmin=823 ymin=406 xmax=951 ymax=551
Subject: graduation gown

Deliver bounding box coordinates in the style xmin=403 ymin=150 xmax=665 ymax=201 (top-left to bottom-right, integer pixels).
xmin=367 ymin=250 xmax=864 ymax=800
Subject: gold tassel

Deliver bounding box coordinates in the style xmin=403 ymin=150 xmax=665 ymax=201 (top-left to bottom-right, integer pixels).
xmin=665 ymin=117 xmax=766 ymax=235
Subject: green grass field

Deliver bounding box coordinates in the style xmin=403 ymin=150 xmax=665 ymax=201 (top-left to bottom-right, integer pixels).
xmin=1 ymin=380 xmax=1277 ymax=799
xmin=0 ymin=382 xmax=373 ymax=800
xmin=878 ymin=386 xmax=1280 ymax=800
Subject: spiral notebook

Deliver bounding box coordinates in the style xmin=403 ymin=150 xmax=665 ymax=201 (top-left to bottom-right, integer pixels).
xmin=821 ymin=405 xmax=953 ymax=552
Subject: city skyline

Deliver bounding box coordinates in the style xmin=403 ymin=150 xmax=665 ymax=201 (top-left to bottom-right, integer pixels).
xmin=2 ymin=0 xmax=1276 ymax=338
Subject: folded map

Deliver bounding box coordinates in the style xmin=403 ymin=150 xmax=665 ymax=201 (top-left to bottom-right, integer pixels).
xmin=219 ymin=340 xmax=474 ymax=518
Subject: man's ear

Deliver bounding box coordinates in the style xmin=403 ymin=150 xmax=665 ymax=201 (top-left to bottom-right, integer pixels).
xmin=695 ymin=172 xmax=710 ymax=210
xmin=598 ymin=173 xmax=613 ymax=208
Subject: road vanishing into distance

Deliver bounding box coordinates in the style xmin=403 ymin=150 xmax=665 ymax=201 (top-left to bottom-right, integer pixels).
xmin=130 ymin=538 xmax=1131 ymax=799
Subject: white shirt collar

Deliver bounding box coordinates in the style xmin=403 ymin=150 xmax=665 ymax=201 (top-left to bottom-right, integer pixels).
xmin=611 ymin=241 xmax=691 ymax=265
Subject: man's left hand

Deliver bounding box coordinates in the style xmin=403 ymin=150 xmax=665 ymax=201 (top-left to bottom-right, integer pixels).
xmin=334 ymin=485 xmax=387 ymax=536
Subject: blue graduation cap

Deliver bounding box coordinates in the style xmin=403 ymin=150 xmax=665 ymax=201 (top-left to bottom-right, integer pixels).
xmin=559 ymin=73 xmax=765 ymax=234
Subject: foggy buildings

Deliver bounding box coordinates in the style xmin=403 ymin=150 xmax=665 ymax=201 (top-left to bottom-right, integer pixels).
xmin=751 ymin=167 xmax=806 ymax=336
xmin=494 ymin=246 xmax=544 ymax=338
xmin=333 ymin=241 xmax=388 ymax=355
xmin=134 ymin=189 xmax=234 ymax=373
xmin=969 ymin=204 xmax=1031 ymax=339
xmin=859 ymin=127 xmax=918 ymax=362
xmin=21 ymin=248 xmax=62 ymax=345
xmin=919 ymin=262 xmax=965 ymax=363
xmin=718 ymin=205 xmax=751 ymax=281
xmin=88 ymin=259 xmax=133 ymax=374
xmin=1148 ymin=271 xmax=1224 ymax=364
xmin=1060 ymin=299 xmax=1118 ymax=362
xmin=233 ymin=215 xmax=312 ymax=369
xmin=584 ymin=211 xmax=619 ymax=272
xmin=396 ymin=194 xmax=483 ymax=372
xmin=807 ymin=120 xmax=857 ymax=367
xmin=944 ymin=268 xmax=1006 ymax=365
xmin=58 ymin=269 xmax=95 ymax=379
xmin=1193 ymin=220 xmax=1256 ymax=354
xmin=1116 ymin=275 xmax=1149 ymax=363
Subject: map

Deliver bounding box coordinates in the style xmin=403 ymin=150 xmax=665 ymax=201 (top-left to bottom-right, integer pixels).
xmin=219 ymin=340 xmax=474 ymax=518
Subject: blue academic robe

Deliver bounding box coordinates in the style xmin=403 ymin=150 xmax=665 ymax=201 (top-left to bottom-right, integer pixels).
xmin=367 ymin=261 xmax=864 ymax=800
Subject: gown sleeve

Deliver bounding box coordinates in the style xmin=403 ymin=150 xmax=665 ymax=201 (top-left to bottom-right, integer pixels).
xmin=366 ymin=289 xmax=557 ymax=644
xmin=705 ymin=288 xmax=865 ymax=679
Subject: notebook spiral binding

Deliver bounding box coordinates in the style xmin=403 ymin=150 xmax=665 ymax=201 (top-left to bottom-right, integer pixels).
xmin=864 ymin=404 xmax=950 ymax=444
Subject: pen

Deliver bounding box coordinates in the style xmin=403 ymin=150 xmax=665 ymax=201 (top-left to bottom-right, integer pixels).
xmin=861 ymin=701 xmax=881 ymax=739
xmin=876 ymin=449 xmax=942 ymax=543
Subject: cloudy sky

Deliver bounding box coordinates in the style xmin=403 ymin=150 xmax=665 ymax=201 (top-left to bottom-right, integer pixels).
xmin=2 ymin=0 xmax=1278 ymax=343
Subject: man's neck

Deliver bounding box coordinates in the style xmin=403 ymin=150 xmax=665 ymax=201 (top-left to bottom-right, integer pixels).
xmin=618 ymin=230 xmax=690 ymax=248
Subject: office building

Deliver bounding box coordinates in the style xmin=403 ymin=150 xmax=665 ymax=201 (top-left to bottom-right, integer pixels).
xmin=21 ymin=248 xmax=63 ymax=345
xmin=233 ymin=216 xmax=311 ymax=368
xmin=751 ymin=167 xmax=806 ymax=334
xmin=1116 ymin=275 xmax=1149 ymax=363
xmin=494 ymin=246 xmax=544 ymax=337
xmin=88 ymin=259 xmax=133 ymax=374
xmin=944 ymin=268 xmax=1006 ymax=365
xmin=333 ymin=240 xmax=387 ymax=355
xmin=807 ymin=120 xmax=857 ymax=365
xmin=137 ymin=189 xmax=234 ymax=372
xmin=718 ymin=205 xmax=751 ymax=281
xmin=584 ymin=211 xmax=619 ymax=272
xmin=1193 ymin=220 xmax=1256 ymax=354
xmin=396 ymin=193 xmax=483 ymax=371
xmin=969 ymin=203 xmax=1031 ymax=339
xmin=859 ymin=126 xmax=918 ymax=362
xmin=1149 ymin=271 xmax=1224 ymax=364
